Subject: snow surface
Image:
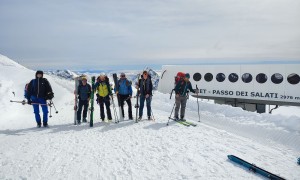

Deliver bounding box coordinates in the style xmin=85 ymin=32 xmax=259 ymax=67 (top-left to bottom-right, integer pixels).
xmin=0 ymin=55 xmax=300 ymax=179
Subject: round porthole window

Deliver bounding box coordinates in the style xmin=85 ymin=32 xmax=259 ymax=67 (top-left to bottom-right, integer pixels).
xmin=287 ymin=73 xmax=300 ymax=85
xmin=256 ymin=73 xmax=267 ymax=84
xmin=242 ymin=73 xmax=252 ymax=83
xmin=204 ymin=73 xmax=213 ymax=82
xmin=271 ymin=73 xmax=283 ymax=84
xmin=216 ymin=73 xmax=225 ymax=82
xmin=193 ymin=73 xmax=201 ymax=82
xmin=229 ymin=73 xmax=238 ymax=83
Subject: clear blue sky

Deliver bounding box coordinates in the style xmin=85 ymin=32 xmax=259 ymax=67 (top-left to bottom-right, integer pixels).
xmin=0 ymin=0 xmax=299 ymax=70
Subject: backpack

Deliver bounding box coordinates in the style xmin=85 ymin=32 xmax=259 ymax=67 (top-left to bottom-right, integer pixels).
xmin=175 ymin=72 xmax=185 ymax=85
xmin=24 ymin=83 xmax=30 ymax=99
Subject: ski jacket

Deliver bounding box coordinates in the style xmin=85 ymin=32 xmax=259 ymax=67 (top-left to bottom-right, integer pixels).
xmin=78 ymin=84 xmax=91 ymax=101
xmin=138 ymin=77 xmax=153 ymax=96
xmin=27 ymin=78 xmax=53 ymax=100
xmin=117 ymin=78 xmax=132 ymax=96
xmin=94 ymin=81 xmax=112 ymax=97
xmin=174 ymin=80 xmax=195 ymax=97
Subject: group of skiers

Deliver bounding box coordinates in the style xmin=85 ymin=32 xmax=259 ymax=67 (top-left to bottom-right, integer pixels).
xmin=24 ymin=70 xmax=199 ymax=127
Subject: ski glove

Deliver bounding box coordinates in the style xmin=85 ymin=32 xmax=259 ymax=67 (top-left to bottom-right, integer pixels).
xmin=46 ymin=92 xmax=54 ymax=100
xmin=27 ymin=99 xmax=32 ymax=105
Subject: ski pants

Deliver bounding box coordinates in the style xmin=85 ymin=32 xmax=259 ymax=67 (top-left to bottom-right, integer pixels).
xmin=77 ymin=99 xmax=88 ymax=121
xmin=31 ymin=96 xmax=48 ymax=124
xmin=119 ymin=94 xmax=133 ymax=119
xmin=98 ymin=95 xmax=112 ymax=120
xmin=174 ymin=95 xmax=187 ymax=118
xmin=139 ymin=95 xmax=152 ymax=117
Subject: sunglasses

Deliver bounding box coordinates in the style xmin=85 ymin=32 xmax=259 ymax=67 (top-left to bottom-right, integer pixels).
xmin=121 ymin=75 xmax=125 ymax=77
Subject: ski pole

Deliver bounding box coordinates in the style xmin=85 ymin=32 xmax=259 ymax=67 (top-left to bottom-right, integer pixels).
xmin=111 ymin=95 xmax=119 ymax=123
xmin=170 ymin=89 xmax=174 ymax=99
xmin=151 ymin=109 xmax=155 ymax=121
xmin=49 ymin=102 xmax=53 ymax=118
xmin=10 ymin=100 xmax=48 ymax=106
xmin=49 ymin=100 xmax=59 ymax=114
xmin=167 ymin=102 xmax=176 ymax=126
xmin=196 ymin=85 xmax=200 ymax=122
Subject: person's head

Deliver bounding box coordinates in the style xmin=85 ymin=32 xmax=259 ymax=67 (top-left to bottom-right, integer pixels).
xmin=100 ymin=75 xmax=105 ymax=81
xmin=184 ymin=73 xmax=190 ymax=82
xmin=120 ymin=72 xmax=126 ymax=79
xmin=81 ymin=77 xmax=87 ymax=85
xmin=35 ymin=70 xmax=43 ymax=78
xmin=142 ymin=71 xmax=148 ymax=79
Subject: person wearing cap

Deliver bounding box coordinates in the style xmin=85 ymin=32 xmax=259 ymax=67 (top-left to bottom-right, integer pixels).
xmin=26 ymin=70 xmax=54 ymax=127
xmin=174 ymin=73 xmax=199 ymax=121
xmin=136 ymin=71 xmax=153 ymax=120
xmin=115 ymin=73 xmax=133 ymax=119
xmin=76 ymin=76 xmax=91 ymax=124
xmin=94 ymin=74 xmax=113 ymax=121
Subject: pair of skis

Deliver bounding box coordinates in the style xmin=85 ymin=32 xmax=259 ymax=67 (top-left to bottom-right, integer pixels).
xmin=112 ymin=73 xmax=123 ymax=123
xmin=169 ymin=118 xmax=197 ymax=127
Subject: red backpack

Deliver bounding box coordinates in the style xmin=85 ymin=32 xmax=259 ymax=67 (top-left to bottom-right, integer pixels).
xmin=175 ymin=72 xmax=185 ymax=85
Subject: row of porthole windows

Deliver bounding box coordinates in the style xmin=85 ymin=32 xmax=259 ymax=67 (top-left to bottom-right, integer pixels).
xmin=192 ymin=72 xmax=300 ymax=85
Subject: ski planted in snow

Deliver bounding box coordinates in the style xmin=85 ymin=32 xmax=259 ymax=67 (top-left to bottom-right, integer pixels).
xmin=112 ymin=73 xmax=124 ymax=122
xmin=74 ymin=77 xmax=81 ymax=125
xmin=135 ymin=73 xmax=141 ymax=123
xmin=228 ymin=155 xmax=285 ymax=180
xmin=89 ymin=76 xmax=95 ymax=127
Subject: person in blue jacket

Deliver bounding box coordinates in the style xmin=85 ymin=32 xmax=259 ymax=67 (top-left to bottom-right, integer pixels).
xmin=116 ymin=72 xmax=133 ymax=120
xmin=26 ymin=70 xmax=54 ymax=127
xmin=174 ymin=73 xmax=199 ymax=121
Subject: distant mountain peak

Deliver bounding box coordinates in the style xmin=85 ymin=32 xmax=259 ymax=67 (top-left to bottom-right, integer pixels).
xmin=44 ymin=69 xmax=78 ymax=80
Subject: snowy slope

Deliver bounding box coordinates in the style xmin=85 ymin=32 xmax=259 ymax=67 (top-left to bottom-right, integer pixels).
xmin=0 ymin=55 xmax=299 ymax=179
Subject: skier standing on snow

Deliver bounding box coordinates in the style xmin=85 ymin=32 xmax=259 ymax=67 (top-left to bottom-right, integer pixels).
xmin=174 ymin=73 xmax=199 ymax=121
xmin=26 ymin=70 xmax=54 ymax=127
xmin=115 ymin=72 xmax=133 ymax=120
xmin=136 ymin=71 xmax=153 ymax=120
xmin=76 ymin=76 xmax=91 ymax=124
xmin=94 ymin=74 xmax=113 ymax=121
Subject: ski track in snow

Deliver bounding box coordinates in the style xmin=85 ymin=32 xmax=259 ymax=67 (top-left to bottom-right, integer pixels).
xmin=1 ymin=55 xmax=300 ymax=179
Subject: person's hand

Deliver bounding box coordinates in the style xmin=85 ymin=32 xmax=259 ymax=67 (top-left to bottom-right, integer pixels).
xmin=146 ymin=94 xmax=150 ymax=98
xmin=27 ymin=99 xmax=32 ymax=105
xmin=22 ymin=100 xmax=26 ymax=105
xmin=176 ymin=94 xmax=179 ymax=98
xmin=87 ymin=98 xmax=90 ymax=102
xmin=195 ymin=89 xmax=199 ymax=94
xmin=46 ymin=92 xmax=54 ymax=100
xmin=116 ymin=91 xmax=119 ymax=95
xmin=129 ymin=95 xmax=132 ymax=99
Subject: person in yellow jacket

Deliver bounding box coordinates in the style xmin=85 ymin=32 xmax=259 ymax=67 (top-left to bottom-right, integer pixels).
xmin=94 ymin=75 xmax=113 ymax=121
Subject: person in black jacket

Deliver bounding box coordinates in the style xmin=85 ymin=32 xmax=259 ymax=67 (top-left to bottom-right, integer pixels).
xmin=26 ymin=70 xmax=54 ymax=127
xmin=136 ymin=71 xmax=153 ymax=120
xmin=77 ymin=77 xmax=91 ymax=124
